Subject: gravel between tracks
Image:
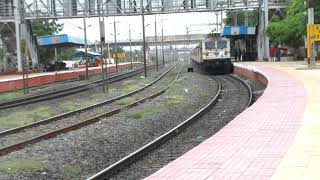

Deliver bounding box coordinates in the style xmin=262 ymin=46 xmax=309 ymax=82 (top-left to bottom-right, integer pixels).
xmin=0 ymin=65 xmax=166 ymax=132
xmin=0 ymin=64 xmax=180 ymax=148
xmin=0 ymin=65 xmax=218 ymax=179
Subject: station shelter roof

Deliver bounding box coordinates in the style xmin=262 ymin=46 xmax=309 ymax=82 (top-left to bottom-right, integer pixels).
xmin=222 ymin=26 xmax=256 ymax=36
xmin=37 ymin=34 xmax=85 ymax=47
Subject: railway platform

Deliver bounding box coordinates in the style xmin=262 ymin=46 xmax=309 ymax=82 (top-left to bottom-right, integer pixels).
xmin=0 ymin=62 xmax=138 ymax=93
xmin=146 ymin=61 xmax=320 ymax=180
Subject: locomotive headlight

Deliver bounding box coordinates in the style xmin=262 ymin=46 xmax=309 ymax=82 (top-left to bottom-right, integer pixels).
xmin=205 ymin=52 xmax=209 ymax=56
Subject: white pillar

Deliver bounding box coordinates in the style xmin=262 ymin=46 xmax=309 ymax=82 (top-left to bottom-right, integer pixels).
xmin=257 ymin=3 xmax=264 ymax=61
xmin=308 ymin=8 xmax=314 ymax=24
xmin=308 ymin=8 xmax=315 ymax=65
xmin=264 ymin=0 xmax=269 ymax=59
xmin=54 ymin=48 xmax=58 ymax=62
xmin=14 ymin=0 xmax=23 ymax=71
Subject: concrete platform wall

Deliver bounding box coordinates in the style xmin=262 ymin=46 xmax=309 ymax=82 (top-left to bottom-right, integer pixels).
xmin=0 ymin=64 xmax=135 ymax=93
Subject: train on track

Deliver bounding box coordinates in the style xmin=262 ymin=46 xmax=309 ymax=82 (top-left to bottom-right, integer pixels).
xmin=190 ymin=34 xmax=233 ymax=74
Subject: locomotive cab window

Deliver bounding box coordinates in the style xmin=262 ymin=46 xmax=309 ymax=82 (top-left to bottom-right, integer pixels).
xmin=217 ymin=40 xmax=227 ymax=49
xmin=205 ymin=41 xmax=216 ymax=50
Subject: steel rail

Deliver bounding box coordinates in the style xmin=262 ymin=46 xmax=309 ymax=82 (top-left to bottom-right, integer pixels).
xmin=0 ymin=66 xmax=153 ymax=110
xmin=87 ymin=75 xmax=221 ymax=180
xmin=228 ymin=74 xmax=253 ymax=108
xmin=0 ymin=63 xmax=180 ymax=156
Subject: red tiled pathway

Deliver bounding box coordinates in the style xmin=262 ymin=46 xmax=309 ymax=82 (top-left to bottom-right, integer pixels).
xmin=146 ymin=63 xmax=307 ymax=179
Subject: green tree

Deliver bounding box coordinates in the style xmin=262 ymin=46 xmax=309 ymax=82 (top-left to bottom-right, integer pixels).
xmin=31 ymin=19 xmax=63 ymax=36
xmin=58 ymin=47 xmax=77 ymax=60
xmin=267 ymin=0 xmax=320 ymax=48
xmin=225 ymin=10 xmax=259 ymax=26
xmin=30 ymin=19 xmax=63 ymax=63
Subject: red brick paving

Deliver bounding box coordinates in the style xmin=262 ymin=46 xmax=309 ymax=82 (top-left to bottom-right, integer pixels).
xmin=146 ymin=63 xmax=307 ymax=180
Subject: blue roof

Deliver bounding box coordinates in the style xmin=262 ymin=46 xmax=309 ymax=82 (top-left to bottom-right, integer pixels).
xmin=222 ymin=26 xmax=256 ymax=36
xmin=37 ymin=34 xmax=85 ymax=47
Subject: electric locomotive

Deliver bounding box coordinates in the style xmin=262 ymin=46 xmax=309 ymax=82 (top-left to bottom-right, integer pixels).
xmin=190 ymin=34 xmax=232 ymax=74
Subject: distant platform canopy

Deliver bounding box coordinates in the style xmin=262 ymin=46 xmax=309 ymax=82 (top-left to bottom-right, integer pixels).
xmin=73 ymin=49 xmax=101 ymax=59
xmin=37 ymin=34 xmax=85 ymax=47
xmin=222 ymin=26 xmax=256 ymax=36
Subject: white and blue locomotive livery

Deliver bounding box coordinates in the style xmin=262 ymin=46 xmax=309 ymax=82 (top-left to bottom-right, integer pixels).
xmin=190 ymin=34 xmax=232 ymax=74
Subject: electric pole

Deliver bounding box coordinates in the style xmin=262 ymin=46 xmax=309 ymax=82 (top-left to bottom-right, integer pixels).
xmin=114 ymin=18 xmax=118 ymax=72
xmin=307 ymin=0 xmax=316 ymax=66
xmin=161 ymin=23 xmax=164 ymax=67
xmin=83 ymin=4 xmax=89 ymax=80
xmin=141 ymin=2 xmax=147 ymax=77
xmin=98 ymin=0 xmax=106 ymax=92
xmin=129 ymin=24 xmax=133 ymax=69
xmin=154 ymin=16 xmax=158 ymax=71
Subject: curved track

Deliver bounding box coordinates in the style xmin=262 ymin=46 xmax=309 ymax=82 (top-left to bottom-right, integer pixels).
xmin=87 ymin=74 xmax=253 ymax=179
xmin=0 ymin=64 xmax=181 ymax=156
xmin=0 ymin=66 xmax=152 ymax=110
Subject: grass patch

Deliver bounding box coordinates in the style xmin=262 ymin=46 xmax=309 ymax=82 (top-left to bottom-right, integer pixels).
xmin=165 ymin=95 xmax=186 ymax=106
xmin=63 ymin=164 xmax=81 ymax=179
xmin=106 ymin=87 xmax=118 ymax=94
xmin=122 ymin=78 xmax=151 ymax=92
xmin=0 ymin=159 xmax=43 ymax=173
xmin=174 ymin=76 xmax=187 ymax=84
xmin=60 ymin=101 xmax=82 ymax=112
xmin=130 ymin=106 xmax=159 ymax=119
xmin=166 ymin=76 xmax=186 ymax=93
xmin=115 ymin=97 xmax=136 ymax=106
xmin=167 ymin=82 xmax=180 ymax=93
xmin=0 ymin=106 xmax=55 ymax=128
xmin=60 ymin=100 xmax=93 ymax=112
xmin=195 ymin=86 xmax=210 ymax=96
xmin=189 ymin=84 xmax=209 ymax=96
xmin=88 ymin=93 xmax=106 ymax=100
xmin=0 ymin=90 xmax=24 ymax=102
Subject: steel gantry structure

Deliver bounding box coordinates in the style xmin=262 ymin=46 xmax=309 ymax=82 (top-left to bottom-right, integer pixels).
xmin=0 ymin=0 xmax=288 ymax=71
xmin=0 ymin=0 xmax=287 ymax=19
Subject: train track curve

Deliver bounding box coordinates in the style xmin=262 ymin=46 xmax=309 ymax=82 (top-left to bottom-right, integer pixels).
xmin=87 ymin=74 xmax=253 ymax=179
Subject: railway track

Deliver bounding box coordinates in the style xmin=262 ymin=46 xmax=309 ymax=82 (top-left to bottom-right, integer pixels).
xmin=0 ymin=63 xmax=181 ymax=156
xmin=0 ymin=65 xmax=152 ymax=110
xmin=87 ymin=74 xmax=253 ymax=179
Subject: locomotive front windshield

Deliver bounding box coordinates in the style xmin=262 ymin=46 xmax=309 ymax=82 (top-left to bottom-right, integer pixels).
xmin=205 ymin=39 xmax=227 ymax=50
xmin=205 ymin=41 xmax=216 ymax=50
xmin=217 ymin=40 xmax=227 ymax=49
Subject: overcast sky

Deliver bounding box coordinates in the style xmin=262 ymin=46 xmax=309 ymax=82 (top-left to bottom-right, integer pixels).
xmin=58 ymin=11 xmax=225 ymax=43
